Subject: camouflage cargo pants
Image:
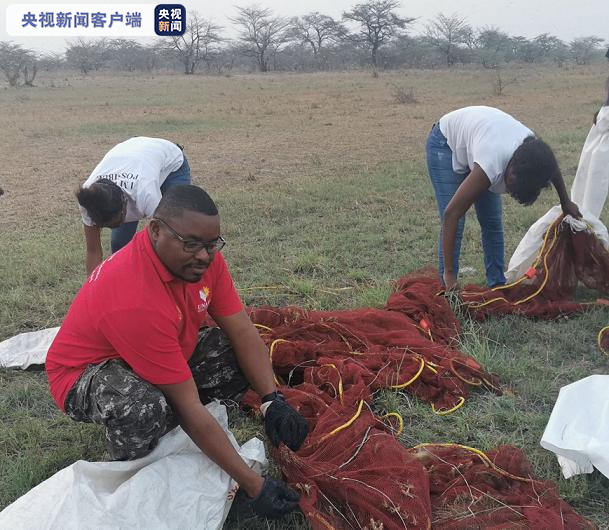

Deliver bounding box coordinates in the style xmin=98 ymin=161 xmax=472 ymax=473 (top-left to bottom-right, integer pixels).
xmin=64 ymin=327 xmax=249 ymax=461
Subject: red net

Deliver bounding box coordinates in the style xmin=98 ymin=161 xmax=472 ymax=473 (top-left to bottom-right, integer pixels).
xmin=461 ymin=217 xmax=609 ymax=320
xmin=247 ymin=271 xmax=500 ymax=413
xmin=273 ymin=388 xmax=433 ymax=529
xmin=413 ymin=444 xmax=593 ymax=529
xmin=237 ymin=267 xmax=593 ymax=528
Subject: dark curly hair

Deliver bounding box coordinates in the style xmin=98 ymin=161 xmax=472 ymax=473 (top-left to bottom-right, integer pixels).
xmin=76 ymin=178 xmax=124 ymax=226
xmin=154 ymin=184 xmax=218 ymax=220
xmin=506 ymin=136 xmax=557 ymax=206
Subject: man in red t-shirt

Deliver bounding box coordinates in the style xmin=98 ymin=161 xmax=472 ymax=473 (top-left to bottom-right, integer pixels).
xmin=46 ymin=185 xmax=307 ymax=519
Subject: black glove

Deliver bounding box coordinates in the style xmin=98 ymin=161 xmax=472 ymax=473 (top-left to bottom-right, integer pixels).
xmin=248 ymin=476 xmax=300 ymax=519
xmin=262 ymin=392 xmax=308 ymax=451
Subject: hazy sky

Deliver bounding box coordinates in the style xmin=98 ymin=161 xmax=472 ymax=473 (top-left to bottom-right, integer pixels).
xmin=2 ymin=0 xmax=608 ymax=53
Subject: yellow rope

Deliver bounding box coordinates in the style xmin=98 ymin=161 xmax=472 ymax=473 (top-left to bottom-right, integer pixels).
xmin=432 ymin=396 xmax=465 ymax=415
xmin=320 ymin=363 xmax=344 ymax=402
xmin=598 ymin=326 xmax=609 ymax=355
xmin=490 ymin=273 xmax=528 ymax=292
xmin=465 ymin=222 xmax=559 ymax=309
xmin=514 ymin=223 xmax=559 ymax=305
xmin=449 ymin=359 xmax=482 ymax=386
xmin=415 ymin=441 xmax=489 ymax=461
xmin=438 ymin=221 xmax=555 ymax=301
xmin=320 ymin=400 xmax=365 ymax=442
xmin=451 ymin=370 xmax=482 ymax=386
xmin=308 ymin=511 xmax=336 ymax=530
xmin=412 ymin=442 xmax=541 ymax=484
xmin=381 ymin=412 xmax=404 ymax=437
xmin=490 ymin=219 xmax=556 ymax=292
xmin=390 ymin=357 xmax=425 ymax=389
xmin=425 ymin=362 xmax=438 ymax=374
xmin=481 ymin=376 xmax=502 ymax=393
xmin=254 ymin=323 xmax=274 ymax=333
xmin=463 ymin=295 xmax=507 ymax=309
xmin=269 ymin=339 xmax=288 ymax=386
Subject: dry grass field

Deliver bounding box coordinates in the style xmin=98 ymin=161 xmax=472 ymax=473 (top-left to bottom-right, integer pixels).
xmin=1 ymin=65 xmax=608 ymax=527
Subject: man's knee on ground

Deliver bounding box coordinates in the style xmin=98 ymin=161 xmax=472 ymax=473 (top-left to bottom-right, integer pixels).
xmin=106 ymin=387 xmax=172 ymax=460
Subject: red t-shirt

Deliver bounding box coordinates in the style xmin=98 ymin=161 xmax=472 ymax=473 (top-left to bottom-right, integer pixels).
xmin=46 ymin=229 xmax=243 ymax=411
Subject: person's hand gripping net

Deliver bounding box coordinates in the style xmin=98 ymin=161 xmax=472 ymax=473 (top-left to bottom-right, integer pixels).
xmin=260 ymin=391 xmax=309 ymax=451
xmin=247 ymin=476 xmax=301 ymax=519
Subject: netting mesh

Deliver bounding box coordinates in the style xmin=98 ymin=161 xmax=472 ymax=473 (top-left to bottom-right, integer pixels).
xmin=235 ymin=264 xmax=594 ymax=528
xmin=272 ymin=390 xmax=433 ymax=529
xmin=461 ymin=217 xmax=609 ymax=320
xmin=413 ymin=444 xmax=593 ymax=529
xmin=247 ymin=271 xmax=500 ymax=413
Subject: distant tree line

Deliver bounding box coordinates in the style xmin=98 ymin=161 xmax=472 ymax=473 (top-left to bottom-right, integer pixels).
xmin=1 ymin=0 xmax=606 ymax=86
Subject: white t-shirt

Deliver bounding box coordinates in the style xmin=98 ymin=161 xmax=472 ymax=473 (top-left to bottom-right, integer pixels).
xmin=438 ymin=106 xmax=534 ymax=194
xmin=80 ymin=137 xmax=184 ymax=226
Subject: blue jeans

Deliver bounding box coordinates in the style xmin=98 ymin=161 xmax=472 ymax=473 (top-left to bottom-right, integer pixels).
xmin=111 ymin=154 xmax=191 ymax=252
xmin=426 ymin=125 xmax=505 ymax=287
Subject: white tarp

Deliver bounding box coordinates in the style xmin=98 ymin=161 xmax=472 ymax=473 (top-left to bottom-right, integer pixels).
xmin=540 ymin=375 xmax=609 ymax=479
xmin=0 ymin=327 xmax=58 ymax=369
xmin=506 ymin=106 xmax=609 ymax=282
xmin=0 ymin=401 xmax=267 ymax=530
xmin=570 ymin=107 xmax=609 ymax=219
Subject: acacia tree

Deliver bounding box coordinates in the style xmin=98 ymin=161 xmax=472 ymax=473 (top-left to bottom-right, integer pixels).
xmin=570 ymin=36 xmax=604 ymax=65
xmin=66 ymin=38 xmax=110 ymax=74
xmin=290 ymin=12 xmax=345 ymax=67
xmin=107 ymin=39 xmax=143 ymax=71
xmin=342 ymin=0 xmax=414 ymax=68
xmin=425 ymin=13 xmax=472 ymax=66
xmin=532 ymin=34 xmax=568 ymax=66
xmin=37 ymin=51 xmax=65 ymax=72
xmin=231 ymin=6 xmax=290 ymax=72
xmin=476 ymin=27 xmax=513 ymax=68
xmin=169 ymin=12 xmax=223 ymax=74
xmin=0 ymin=41 xmax=38 ymax=86
xmin=511 ymin=36 xmax=538 ymax=63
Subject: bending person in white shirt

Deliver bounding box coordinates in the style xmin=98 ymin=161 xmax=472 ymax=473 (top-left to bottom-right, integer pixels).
xmin=426 ymin=106 xmax=581 ymax=290
xmin=76 ymin=137 xmax=191 ymax=275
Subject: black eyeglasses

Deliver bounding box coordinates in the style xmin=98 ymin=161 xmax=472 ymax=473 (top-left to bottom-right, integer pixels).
xmin=153 ymin=218 xmax=226 ymax=254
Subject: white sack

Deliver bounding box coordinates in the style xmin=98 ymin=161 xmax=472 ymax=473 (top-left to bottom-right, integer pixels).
xmin=0 ymin=401 xmax=267 ymax=530
xmin=506 ymin=106 xmax=609 ymax=283
xmin=0 ymin=327 xmax=58 ymax=369
xmin=540 ymin=375 xmax=609 ymax=479
xmin=571 ymin=106 xmax=609 ymax=219
xmin=505 ymin=211 xmax=609 ymax=283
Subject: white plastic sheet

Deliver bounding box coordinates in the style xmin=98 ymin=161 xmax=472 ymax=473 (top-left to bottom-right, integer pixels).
xmin=0 ymin=401 xmax=267 ymax=530
xmin=506 ymin=106 xmax=609 ymax=282
xmin=0 ymin=327 xmax=58 ymax=369
xmin=571 ymin=106 xmax=609 ymax=219
xmin=506 ymin=209 xmax=609 ymax=282
xmin=540 ymin=375 xmax=609 ymax=479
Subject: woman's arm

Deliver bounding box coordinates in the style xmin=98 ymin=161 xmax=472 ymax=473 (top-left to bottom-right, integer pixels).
xmin=441 ymin=164 xmax=490 ymax=289
xmin=551 ymin=171 xmax=582 ymax=218
xmin=84 ymin=224 xmax=103 ymax=275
